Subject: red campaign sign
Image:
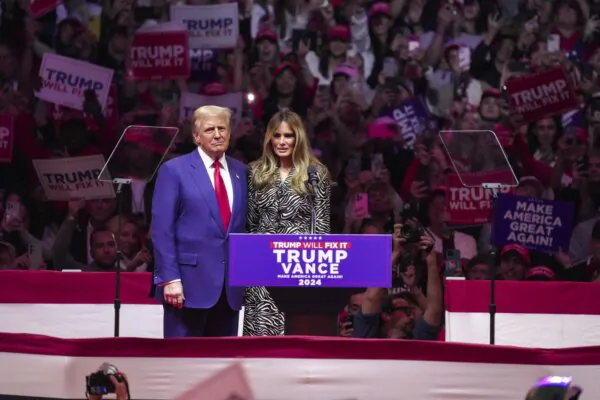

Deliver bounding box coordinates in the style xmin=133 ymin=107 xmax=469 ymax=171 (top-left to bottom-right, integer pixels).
xmin=446 ymin=170 xmax=515 ymax=225
xmin=29 ymin=0 xmax=63 ymax=18
xmin=127 ymin=31 xmax=190 ymax=81
xmin=0 ymin=113 xmax=14 ymax=164
xmin=505 ymin=66 xmax=578 ymax=124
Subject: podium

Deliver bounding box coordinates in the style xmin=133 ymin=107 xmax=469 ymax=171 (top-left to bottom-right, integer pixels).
xmin=229 ymin=233 xmax=392 ymax=336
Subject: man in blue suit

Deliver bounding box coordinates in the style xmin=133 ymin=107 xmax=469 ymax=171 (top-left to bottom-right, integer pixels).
xmin=151 ymin=105 xmax=247 ymax=337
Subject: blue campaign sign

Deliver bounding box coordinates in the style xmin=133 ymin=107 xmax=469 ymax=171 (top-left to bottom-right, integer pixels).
xmin=492 ymin=194 xmax=574 ymax=252
xmin=229 ymin=234 xmax=392 ymax=288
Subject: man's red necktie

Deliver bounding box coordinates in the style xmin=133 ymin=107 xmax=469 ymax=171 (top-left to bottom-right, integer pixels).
xmin=213 ymin=160 xmax=231 ymax=231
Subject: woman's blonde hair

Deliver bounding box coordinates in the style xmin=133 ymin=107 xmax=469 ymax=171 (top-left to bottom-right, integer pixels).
xmin=250 ymin=111 xmax=323 ymax=194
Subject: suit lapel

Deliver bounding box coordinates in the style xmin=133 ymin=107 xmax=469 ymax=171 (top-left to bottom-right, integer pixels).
xmin=189 ymin=151 xmax=225 ymax=234
xmin=227 ymin=157 xmax=242 ymax=234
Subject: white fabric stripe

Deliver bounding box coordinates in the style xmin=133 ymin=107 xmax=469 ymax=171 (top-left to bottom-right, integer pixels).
xmin=1 ymin=352 xmax=599 ymax=399
xmin=0 ymin=304 xmax=245 ymax=339
xmin=446 ymin=311 xmax=600 ymax=348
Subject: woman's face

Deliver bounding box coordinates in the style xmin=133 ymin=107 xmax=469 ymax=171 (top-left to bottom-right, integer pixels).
xmin=258 ymin=39 xmax=277 ymax=63
xmin=270 ymin=121 xmax=296 ymax=160
xmin=495 ymin=39 xmax=515 ymax=64
xmin=557 ymin=3 xmax=577 ymax=27
xmin=462 ymin=111 xmax=480 ymax=131
xmin=332 ymin=75 xmax=349 ymax=97
xmin=370 ymin=15 xmax=391 ymax=36
xmin=535 ymin=118 xmax=557 ymax=148
xmin=480 ymin=97 xmax=500 ymax=120
xmin=59 ymin=24 xmax=76 ymax=46
xmin=329 ymin=39 xmax=348 ymax=58
xmin=463 ymin=1 xmax=480 ymax=20
xmin=276 ymin=69 xmax=297 ymax=96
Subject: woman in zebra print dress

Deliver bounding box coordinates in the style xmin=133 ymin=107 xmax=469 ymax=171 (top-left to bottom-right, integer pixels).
xmin=244 ymin=110 xmax=331 ymax=336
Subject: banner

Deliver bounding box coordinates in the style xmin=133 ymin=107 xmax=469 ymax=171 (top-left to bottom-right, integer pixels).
xmin=170 ymin=3 xmax=239 ymax=49
xmin=446 ymin=171 xmax=514 ymax=225
xmin=0 ymin=114 xmax=14 ymax=164
xmin=179 ymin=91 xmax=243 ymax=126
xmin=384 ymin=96 xmax=428 ymax=149
xmin=127 ymin=28 xmax=190 ymax=81
xmin=492 ymin=195 xmax=574 ymax=252
xmin=36 ymin=54 xmax=114 ymax=110
xmin=33 ymin=155 xmax=115 ymax=201
xmin=189 ymin=49 xmax=219 ymax=82
xmin=29 ymin=0 xmax=63 ymax=18
xmin=229 ymin=234 xmax=392 ymax=287
xmin=505 ymin=67 xmax=578 ymax=124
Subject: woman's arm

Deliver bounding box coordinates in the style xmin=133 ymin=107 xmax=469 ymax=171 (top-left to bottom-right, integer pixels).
xmin=315 ymin=165 xmax=332 ymax=234
xmin=247 ymin=169 xmax=260 ymax=233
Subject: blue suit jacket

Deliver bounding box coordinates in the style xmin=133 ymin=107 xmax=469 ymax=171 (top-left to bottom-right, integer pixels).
xmin=151 ymin=151 xmax=248 ymax=310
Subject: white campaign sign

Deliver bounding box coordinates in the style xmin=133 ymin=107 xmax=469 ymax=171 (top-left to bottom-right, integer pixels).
xmin=179 ymin=91 xmax=243 ymax=127
xmin=36 ymin=54 xmax=114 ymax=110
xmin=170 ymin=3 xmax=238 ymax=49
xmin=33 ymin=155 xmax=115 ymax=201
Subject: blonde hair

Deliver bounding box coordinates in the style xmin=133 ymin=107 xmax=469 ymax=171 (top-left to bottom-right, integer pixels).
xmin=192 ymin=105 xmax=232 ymax=133
xmin=250 ymin=111 xmax=324 ymax=194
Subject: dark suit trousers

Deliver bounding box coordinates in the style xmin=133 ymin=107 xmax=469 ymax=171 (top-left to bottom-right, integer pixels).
xmin=163 ymin=288 xmax=239 ymax=338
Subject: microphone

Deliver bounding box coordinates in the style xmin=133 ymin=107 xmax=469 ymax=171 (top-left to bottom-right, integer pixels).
xmin=307 ymin=165 xmax=319 ymax=194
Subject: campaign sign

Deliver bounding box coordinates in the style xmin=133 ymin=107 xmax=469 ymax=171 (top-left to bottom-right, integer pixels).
xmin=229 ymin=234 xmax=392 ymax=288
xmin=36 ymin=53 xmax=114 ymax=111
xmin=33 ymin=155 xmax=115 ymax=201
xmin=492 ymin=195 xmax=574 ymax=252
xmin=189 ymin=49 xmax=219 ymax=82
xmin=179 ymin=91 xmax=243 ymax=127
xmin=29 ymin=0 xmax=63 ymax=18
xmin=170 ymin=3 xmax=238 ymax=49
xmin=446 ymin=171 xmax=514 ymax=225
xmin=0 ymin=113 xmax=14 ymax=164
xmin=505 ymin=66 xmax=578 ymax=124
xmin=127 ymin=30 xmax=190 ymax=80
xmin=384 ymin=96 xmax=428 ymax=149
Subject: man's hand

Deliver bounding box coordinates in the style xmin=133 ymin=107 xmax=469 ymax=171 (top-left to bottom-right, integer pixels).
xmin=67 ymin=198 xmax=86 ymax=219
xmin=164 ymin=281 xmax=184 ymax=308
xmin=419 ymin=235 xmax=435 ymax=261
xmin=339 ymin=321 xmax=353 ymax=337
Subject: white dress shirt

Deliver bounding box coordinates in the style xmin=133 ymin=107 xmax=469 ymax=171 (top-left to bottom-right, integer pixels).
xmin=197 ymin=147 xmax=234 ymax=211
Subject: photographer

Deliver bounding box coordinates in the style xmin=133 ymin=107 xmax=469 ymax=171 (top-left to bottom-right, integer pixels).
xmin=352 ymin=224 xmax=443 ymax=340
xmin=86 ymin=364 xmax=129 ymax=400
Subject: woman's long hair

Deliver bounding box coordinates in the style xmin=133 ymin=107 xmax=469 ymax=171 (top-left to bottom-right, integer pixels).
xmin=250 ymin=110 xmax=324 ymax=194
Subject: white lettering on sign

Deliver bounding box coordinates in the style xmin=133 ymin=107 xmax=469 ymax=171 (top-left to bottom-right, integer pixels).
xmin=510 ymin=79 xmax=570 ymax=112
xmin=502 ymin=200 xmax=563 ymax=248
xmin=272 ymin=249 xmax=348 ymax=275
xmin=0 ymin=127 xmax=9 ymax=150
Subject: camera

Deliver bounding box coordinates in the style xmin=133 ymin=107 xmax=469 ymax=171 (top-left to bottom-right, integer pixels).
xmin=86 ymin=363 xmax=124 ymax=396
xmin=341 ymin=313 xmax=354 ymax=328
xmin=401 ymin=224 xmax=425 ymax=244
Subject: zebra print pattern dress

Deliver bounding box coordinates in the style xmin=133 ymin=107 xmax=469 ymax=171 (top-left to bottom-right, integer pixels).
xmin=243 ymin=164 xmax=331 ymax=336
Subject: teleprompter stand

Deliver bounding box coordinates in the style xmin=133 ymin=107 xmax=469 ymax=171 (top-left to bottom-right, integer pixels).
xmin=439 ymin=129 xmax=519 ymax=345
xmin=97 ymin=125 xmax=179 ymax=337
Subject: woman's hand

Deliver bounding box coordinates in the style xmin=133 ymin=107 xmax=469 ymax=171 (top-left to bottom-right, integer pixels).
xmin=409 ymin=180 xmax=429 ymax=200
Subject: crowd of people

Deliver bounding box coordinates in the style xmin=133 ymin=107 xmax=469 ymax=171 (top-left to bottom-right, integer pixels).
xmin=1 ymin=0 xmax=600 ymax=339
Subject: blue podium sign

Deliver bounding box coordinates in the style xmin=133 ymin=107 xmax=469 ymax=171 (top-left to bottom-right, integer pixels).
xmin=229 ymin=234 xmax=392 ymax=288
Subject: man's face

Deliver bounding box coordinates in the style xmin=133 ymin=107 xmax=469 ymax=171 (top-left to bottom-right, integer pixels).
xmin=348 ymin=293 xmax=364 ymax=316
xmin=499 ymin=254 xmax=526 ymax=280
xmin=468 ymin=263 xmax=490 ymax=280
xmin=194 ymin=116 xmax=230 ymax=159
xmin=91 ymin=231 xmax=117 ymax=267
xmin=87 ymin=199 xmax=116 ymax=223
xmin=428 ymin=194 xmax=447 ymax=225
xmin=480 ymin=96 xmax=500 ymax=120
xmin=384 ymin=297 xmax=415 ymax=338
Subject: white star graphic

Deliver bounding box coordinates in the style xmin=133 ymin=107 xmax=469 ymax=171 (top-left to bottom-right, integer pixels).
xmin=318 ymin=236 xmax=322 ymax=240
